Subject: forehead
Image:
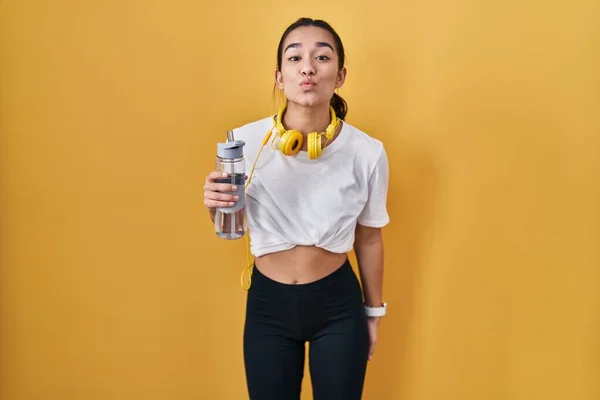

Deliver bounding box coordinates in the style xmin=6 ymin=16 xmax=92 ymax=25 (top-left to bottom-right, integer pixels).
xmin=283 ymin=26 xmax=336 ymax=49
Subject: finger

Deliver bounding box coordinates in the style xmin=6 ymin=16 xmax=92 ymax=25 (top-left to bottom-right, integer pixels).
xmin=204 ymin=193 xmax=239 ymax=210
xmin=206 ymin=171 xmax=228 ymax=182
xmin=368 ymin=341 xmax=376 ymax=360
xmin=204 ymin=198 xmax=236 ymax=209
xmin=205 ymin=190 xmax=239 ymax=203
xmin=205 ymin=182 xmax=238 ymax=193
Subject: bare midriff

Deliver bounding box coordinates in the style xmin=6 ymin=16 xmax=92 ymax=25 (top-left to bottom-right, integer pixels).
xmin=254 ymin=245 xmax=348 ymax=285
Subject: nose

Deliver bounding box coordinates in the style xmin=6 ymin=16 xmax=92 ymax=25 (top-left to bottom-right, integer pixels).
xmin=300 ymin=59 xmax=315 ymax=76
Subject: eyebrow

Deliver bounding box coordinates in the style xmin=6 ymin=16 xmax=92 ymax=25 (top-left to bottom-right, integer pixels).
xmin=284 ymin=42 xmax=335 ymax=53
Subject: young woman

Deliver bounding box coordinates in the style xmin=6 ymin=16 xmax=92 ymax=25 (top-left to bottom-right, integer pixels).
xmin=203 ymin=17 xmax=390 ymax=400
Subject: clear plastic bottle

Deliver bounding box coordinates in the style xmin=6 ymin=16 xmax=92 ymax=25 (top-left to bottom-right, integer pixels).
xmin=214 ymin=131 xmax=246 ymax=240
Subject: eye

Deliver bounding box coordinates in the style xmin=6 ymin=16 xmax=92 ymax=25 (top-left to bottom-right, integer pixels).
xmin=287 ymin=56 xmax=300 ymax=62
xmin=316 ymin=55 xmax=329 ymax=61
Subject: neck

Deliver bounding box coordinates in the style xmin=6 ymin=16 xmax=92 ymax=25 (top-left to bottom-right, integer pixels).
xmin=282 ymin=101 xmax=332 ymax=135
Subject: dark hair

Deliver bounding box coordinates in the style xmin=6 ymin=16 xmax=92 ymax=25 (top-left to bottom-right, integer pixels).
xmin=276 ymin=17 xmax=348 ymax=120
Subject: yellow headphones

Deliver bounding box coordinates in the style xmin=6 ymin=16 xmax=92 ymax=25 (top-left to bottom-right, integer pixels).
xmin=239 ymin=102 xmax=340 ymax=290
xmin=273 ymin=102 xmax=340 ymax=160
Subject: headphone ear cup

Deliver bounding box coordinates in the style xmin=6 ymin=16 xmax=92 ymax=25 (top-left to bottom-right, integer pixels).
xmin=307 ymin=132 xmax=321 ymax=160
xmin=279 ymin=129 xmax=303 ymax=156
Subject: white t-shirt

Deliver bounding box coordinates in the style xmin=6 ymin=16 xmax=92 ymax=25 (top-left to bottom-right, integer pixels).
xmin=232 ymin=115 xmax=390 ymax=257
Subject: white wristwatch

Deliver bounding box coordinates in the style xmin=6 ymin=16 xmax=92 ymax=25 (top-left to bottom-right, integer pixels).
xmin=364 ymin=302 xmax=387 ymax=317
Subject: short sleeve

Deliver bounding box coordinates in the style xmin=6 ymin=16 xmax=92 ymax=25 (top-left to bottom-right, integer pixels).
xmin=357 ymin=146 xmax=390 ymax=227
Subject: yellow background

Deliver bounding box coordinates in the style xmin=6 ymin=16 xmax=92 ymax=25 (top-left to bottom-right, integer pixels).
xmin=1 ymin=0 xmax=598 ymax=399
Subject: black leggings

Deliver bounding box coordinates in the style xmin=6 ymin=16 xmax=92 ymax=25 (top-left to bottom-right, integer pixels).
xmin=243 ymin=258 xmax=370 ymax=400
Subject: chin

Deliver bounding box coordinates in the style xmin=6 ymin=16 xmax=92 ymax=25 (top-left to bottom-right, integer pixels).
xmin=286 ymin=93 xmax=331 ymax=108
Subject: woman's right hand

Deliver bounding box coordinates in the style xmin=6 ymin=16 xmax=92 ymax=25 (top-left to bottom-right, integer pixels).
xmin=203 ymin=171 xmax=240 ymax=214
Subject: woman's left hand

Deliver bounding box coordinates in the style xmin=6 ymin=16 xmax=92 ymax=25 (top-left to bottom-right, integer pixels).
xmin=367 ymin=317 xmax=381 ymax=360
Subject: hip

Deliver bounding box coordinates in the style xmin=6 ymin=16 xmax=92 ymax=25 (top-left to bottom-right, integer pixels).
xmin=246 ymin=257 xmax=366 ymax=339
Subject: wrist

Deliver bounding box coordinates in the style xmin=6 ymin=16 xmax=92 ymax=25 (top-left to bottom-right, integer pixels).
xmin=365 ymin=300 xmax=383 ymax=307
xmin=364 ymin=302 xmax=387 ymax=317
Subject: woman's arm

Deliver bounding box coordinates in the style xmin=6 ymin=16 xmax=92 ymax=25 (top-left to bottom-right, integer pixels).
xmin=354 ymin=224 xmax=384 ymax=307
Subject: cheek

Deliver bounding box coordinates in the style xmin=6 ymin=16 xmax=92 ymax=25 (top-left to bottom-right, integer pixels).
xmin=283 ymin=70 xmax=295 ymax=82
xmin=281 ymin=72 xmax=303 ymax=93
xmin=277 ymin=68 xmax=293 ymax=84
xmin=323 ymin=67 xmax=342 ymax=84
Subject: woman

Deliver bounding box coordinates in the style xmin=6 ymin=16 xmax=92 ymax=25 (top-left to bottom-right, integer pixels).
xmin=203 ymin=17 xmax=390 ymax=400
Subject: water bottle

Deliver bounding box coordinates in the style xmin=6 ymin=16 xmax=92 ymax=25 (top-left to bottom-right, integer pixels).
xmin=214 ymin=131 xmax=246 ymax=240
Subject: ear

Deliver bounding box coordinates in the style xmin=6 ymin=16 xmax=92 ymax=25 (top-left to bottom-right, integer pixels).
xmin=275 ymin=69 xmax=284 ymax=89
xmin=335 ymin=66 xmax=347 ymax=89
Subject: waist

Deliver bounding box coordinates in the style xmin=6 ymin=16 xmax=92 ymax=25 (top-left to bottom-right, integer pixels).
xmin=254 ymin=245 xmax=349 ymax=285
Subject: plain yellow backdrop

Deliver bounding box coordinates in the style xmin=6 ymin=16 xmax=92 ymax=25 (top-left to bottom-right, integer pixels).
xmin=1 ymin=0 xmax=598 ymax=399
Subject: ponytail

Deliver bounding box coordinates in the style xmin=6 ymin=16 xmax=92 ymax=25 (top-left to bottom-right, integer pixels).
xmin=330 ymin=92 xmax=348 ymax=120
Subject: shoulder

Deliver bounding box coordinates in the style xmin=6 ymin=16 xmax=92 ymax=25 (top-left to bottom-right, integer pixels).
xmin=231 ymin=116 xmax=273 ymax=141
xmin=227 ymin=115 xmax=274 ymax=162
xmin=340 ymin=120 xmax=387 ymax=164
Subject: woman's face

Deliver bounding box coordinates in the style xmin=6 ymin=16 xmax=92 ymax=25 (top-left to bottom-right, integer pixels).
xmin=275 ymin=26 xmax=346 ymax=108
